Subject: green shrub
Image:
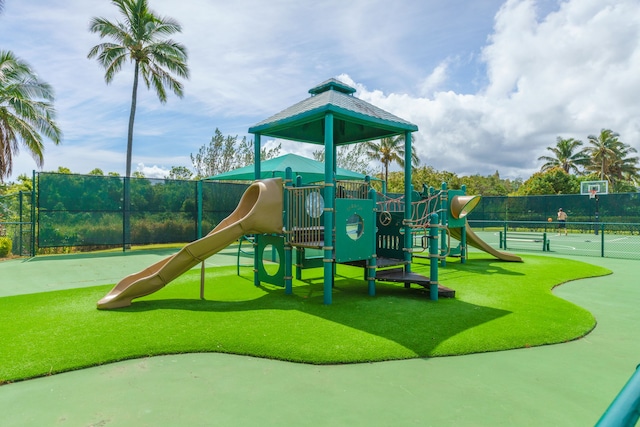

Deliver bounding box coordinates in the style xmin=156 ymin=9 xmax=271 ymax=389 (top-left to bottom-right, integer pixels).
xmin=0 ymin=236 xmax=12 ymax=257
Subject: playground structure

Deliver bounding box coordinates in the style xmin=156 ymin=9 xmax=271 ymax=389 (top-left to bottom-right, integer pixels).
xmin=97 ymin=79 xmax=520 ymax=309
xmin=97 ymin=169 xmax=519 ymax=309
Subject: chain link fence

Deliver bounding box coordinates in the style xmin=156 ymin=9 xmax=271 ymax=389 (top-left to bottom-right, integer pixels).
xmin=467 ymin=193 xmax=640 ymax=260
xmin=0 ymin=191 xmax=34 ymax=256
xmin=5 ymin=174 xmax=639 ymax=260
xmin=36 ymin=173 xmax=249 ymax=251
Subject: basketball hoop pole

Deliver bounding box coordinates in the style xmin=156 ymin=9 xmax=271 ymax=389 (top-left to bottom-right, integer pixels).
xmin=593 ymin=192 xmax=600 ymax=236
xmin=583 ymin=181 xmax=607 ymax=236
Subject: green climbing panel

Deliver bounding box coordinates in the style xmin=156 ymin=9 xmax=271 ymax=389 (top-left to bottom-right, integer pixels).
xmin=256 ymin=234 xmax=285 ymax=287
xmin=335 ymin=199 xmax=375 ymax=263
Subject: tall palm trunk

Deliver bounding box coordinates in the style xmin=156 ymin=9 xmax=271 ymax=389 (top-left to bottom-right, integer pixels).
xmin=384 ymin=160 xmax=390 ymax=183
xmin=123 ymin=61 xmax=139 ymax=249
xmin=126 ymin=61 xmax=139 ymax=178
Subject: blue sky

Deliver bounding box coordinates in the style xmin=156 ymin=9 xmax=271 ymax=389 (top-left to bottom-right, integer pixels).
xmin=1 ymin=0 xmax=639 ymax=182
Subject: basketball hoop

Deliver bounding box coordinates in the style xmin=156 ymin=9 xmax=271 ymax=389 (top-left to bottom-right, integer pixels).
xmin=589 ymin=189 xmax=597 ymax=199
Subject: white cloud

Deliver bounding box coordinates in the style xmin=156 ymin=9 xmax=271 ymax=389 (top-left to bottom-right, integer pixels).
xmin=2 ymin=0 xmax=639 ymax=184
xmin=136 ymin=163 xmax=170 ymax=179
xmin=354 ymin=0 xmax=640 ymax=179
xmin=418 ymin=61 xmax=450 ymax=97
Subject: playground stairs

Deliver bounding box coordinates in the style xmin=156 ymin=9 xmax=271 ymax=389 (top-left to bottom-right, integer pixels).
xmin=343 ymin=257 xmax=455 ymax=298
xmin=375 ymin=268 xmax=455 ymax=298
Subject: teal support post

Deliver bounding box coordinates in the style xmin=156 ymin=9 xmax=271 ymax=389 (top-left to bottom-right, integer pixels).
xmin=460 ymin=185 xmax=467 ymax=264
xmin=31 ymin=170 xmax=36 ymax=257
xmin=595 ymin=364 xmax=640 ymax=427
xmin=196 ymin=180 xmax=203 ymax=239
xmin=284 ymin=244 xmax=292 ymax=294
xmin=403 ymin=131 xmax=413 ymax=273
xmin=429 ymin=213 xmax=439 ymax=301
xmin=323 ymin=113 xmax=335 ymax=304
xmin=439 ymin=182 xmax=448 ymax=267
xmin=290 ymin=170 xmax=304 ymax=281
xmin=253 ymin=133 xmax=261 ymax=287
xmin=367 ymin=187 xmax=377 ymax=296
xmin=295 ymin=248 xmax=302 ymax=280
xmin=284 ymin=168 xmax=293 ymax=294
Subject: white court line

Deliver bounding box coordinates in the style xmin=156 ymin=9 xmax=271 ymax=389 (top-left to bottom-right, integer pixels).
xmin=609 ymin=237 xmax=630 ymax=242
xmin=550 ymin=245 xmax=577 ymax=250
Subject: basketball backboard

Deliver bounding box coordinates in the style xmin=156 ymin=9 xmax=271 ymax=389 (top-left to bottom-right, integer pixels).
xmin=580 ymin=180 xmax=608 ymax=197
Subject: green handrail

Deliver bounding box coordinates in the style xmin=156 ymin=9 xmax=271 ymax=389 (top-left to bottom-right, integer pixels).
xmin=596 ymin=364 xmax=640 ymax=427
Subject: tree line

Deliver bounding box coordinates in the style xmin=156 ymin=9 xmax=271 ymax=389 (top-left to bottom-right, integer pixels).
xmin=2 ymin=127 xmax=639 ymax=198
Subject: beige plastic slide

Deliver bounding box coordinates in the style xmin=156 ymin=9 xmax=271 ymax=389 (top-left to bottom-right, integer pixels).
xmin=449 ymin=220 xmax=523 ymax=262
xmin=97 ymin=178 xmax=284 ymax=309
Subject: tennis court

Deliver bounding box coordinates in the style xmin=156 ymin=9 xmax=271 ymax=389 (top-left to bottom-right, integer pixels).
xmin=466 ymin=223 xmax=640 ymax=260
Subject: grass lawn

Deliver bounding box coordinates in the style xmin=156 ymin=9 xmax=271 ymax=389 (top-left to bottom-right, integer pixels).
xmin=0 ymin=253 xmax=610 ymax=384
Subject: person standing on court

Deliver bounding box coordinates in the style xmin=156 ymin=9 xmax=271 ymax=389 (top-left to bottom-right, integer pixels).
xmin=557 ymin=208 xmax=567 ymax=236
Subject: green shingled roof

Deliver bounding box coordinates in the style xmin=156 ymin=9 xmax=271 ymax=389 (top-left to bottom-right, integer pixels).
xmin=249 ymin=78 xmax=418 ymax=145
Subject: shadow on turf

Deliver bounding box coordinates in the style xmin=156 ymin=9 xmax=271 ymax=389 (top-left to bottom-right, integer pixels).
xmin=110 ymin=266 xmax=511 ymax=358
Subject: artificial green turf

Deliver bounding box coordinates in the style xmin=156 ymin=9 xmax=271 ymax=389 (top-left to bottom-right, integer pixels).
xmin=0 ymin=254 xmax=610 ymax=383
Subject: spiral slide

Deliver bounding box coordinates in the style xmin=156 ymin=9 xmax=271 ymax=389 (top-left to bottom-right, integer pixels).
xmin=449 ymin=220 xmax=522 ymax=262
xmin=97 ymin=178 xmax=284 ymax=309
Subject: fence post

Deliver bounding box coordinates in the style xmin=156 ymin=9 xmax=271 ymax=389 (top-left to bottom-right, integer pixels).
xmin=122 ymin=176 xmax=130 ymax=252
xmin=503 ymin=222 xmax=508 ymax=250
xmin=18 ymin=190 xmax=24 ymax=255
xmin=196 ymin=180 xmax=203 ymax=239
xmin=601 ymin=223 xmax=605 ymax=257
xmin=31 ymin=170 xmax=36 ymax=257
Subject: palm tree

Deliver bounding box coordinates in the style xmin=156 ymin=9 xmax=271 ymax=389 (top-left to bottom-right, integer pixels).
xmin=0 ymin=50 xmax=62 ymax=181
xmin=582 ymin=129 xmax=639 ymax=187
xmin=365 ymin=135 xmax=420 ymax=183
xmin=87 ymin=0 xmax=189 ymax=178
xmin=582 ymin=129 xmax=619 ymax=181
xmin=537 ymin=137 xmax=589 ymax=174
xmin=606 ymin=144 xmax=640 ymax=190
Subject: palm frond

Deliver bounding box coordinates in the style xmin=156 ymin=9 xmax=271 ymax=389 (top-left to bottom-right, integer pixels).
xmin=0 ymin=50 xmax=61 ymax=179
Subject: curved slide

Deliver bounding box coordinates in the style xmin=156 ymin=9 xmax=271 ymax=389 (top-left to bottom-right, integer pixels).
xmin=449 ymin=220 xmax=522 ymax=262
xmin=97 ymin=178 xmax=284 ymax=309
